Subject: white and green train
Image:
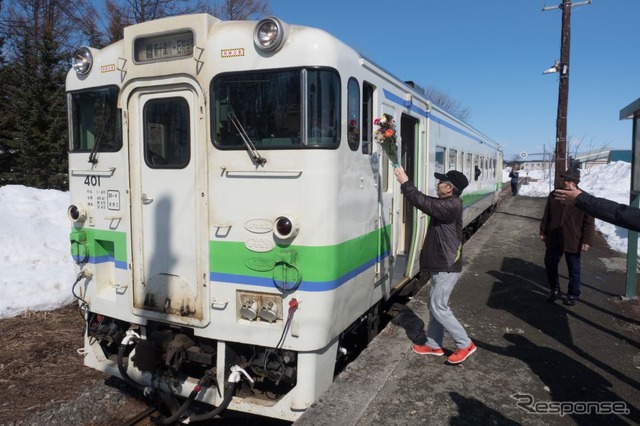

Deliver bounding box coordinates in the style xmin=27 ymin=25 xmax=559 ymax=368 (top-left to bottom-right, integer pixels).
xmin=65 ymin=14 xmax=502 ymax=422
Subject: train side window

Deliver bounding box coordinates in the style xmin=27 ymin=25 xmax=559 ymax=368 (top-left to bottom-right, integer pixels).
xmin=449 ymin=148 xmax=457 ymax=171
xmin=143 ymin=97 xmax=190 ymax=168
xmin=361 ymin=82 xmax=374 ymax=154
xmin=435 ymin=146 xmax=445 ymax=174
xmin=347 ymin=78 xmax=360 ymax=151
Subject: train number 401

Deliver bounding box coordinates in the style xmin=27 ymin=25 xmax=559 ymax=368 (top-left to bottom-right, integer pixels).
xmin=84 ymin=176 xmax=101 ymax=186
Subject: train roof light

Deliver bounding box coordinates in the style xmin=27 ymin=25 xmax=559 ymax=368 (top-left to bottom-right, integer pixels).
xmin=72 ymin=47 xmax=93 ymax=75
xmin=253 ymin=17 xmax=287 ymax=53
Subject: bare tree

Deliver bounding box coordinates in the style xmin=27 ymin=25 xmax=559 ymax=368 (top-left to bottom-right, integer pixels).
xmin=206 ymin=0 xmax=271 ymax=20
xmin=100 ymin=0 xmax=199 ymax=43
xmin=568 ymin=135 xmax=610 ymax=173
xmin=104 ymin=0 xmax=128 ymax=43
xmin=423 ymin=86 xmax=471 ymax=122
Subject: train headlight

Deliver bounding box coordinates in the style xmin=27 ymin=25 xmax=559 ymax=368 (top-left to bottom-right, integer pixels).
xmin=253 ymin=16 xmax=287 ymax=53
xmin=274 ymin=215 xmax=299 ymax=239
xmin=67 ymin=204 xmax=87 ymax=223
xmin=72 ymin=47 xmax=93 ymax=75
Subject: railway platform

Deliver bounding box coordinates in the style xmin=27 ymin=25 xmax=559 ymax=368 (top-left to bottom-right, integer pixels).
xmin=295 ymin=193 xmax=640 ymax=425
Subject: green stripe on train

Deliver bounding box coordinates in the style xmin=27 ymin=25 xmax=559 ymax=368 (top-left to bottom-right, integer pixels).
xmin=69 ymin=228 xmax=127 ymax=262
xmin=210 ymin=226 xmax=392 ymax=281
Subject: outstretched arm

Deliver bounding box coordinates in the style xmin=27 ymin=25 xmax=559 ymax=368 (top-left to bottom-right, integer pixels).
xmin=556 ymin=189 xmax=640 ymax=232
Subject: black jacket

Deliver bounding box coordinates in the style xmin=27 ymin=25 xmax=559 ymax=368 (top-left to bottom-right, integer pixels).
xmin=576 ymin=192 xmax=640 ymax=232
xmin=401 ymin=181 xmax=463 ymax=272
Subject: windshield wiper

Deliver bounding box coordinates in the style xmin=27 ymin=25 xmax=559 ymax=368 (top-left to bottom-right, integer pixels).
xmin=88 ymin=109 xmax=110 ymax=165
xmin=227 ymin=112 xmax=266 ymax=166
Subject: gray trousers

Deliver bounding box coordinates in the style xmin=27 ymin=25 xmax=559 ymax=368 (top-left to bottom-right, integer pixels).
xmin=425 ymin=272 xmax=472 ymax=350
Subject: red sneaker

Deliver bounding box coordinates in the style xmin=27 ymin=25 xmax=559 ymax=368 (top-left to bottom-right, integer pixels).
xmin=447 ymin=341 xmax=476 ymax=364
xmin=412 ymin=344 xmax=444 ymax=356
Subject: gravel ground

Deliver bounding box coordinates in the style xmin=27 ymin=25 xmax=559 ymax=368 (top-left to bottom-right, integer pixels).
xmin=14 ymin=378 xmax=151 ymax=426
xmin=0 ymin=305 xmax=151 ymax=426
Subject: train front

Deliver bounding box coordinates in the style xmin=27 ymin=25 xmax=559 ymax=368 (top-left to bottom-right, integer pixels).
xmin=66 ymin=14 xmax=382 ymax=422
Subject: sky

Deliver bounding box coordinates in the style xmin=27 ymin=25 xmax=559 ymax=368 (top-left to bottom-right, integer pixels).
xmin=269 ymin=0 xmax=640 ymax=160
xmin=0 ymin=161 xmax=635 ymax=319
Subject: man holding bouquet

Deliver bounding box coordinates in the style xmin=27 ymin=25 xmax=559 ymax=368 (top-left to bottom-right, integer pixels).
xmin=394 ymin=166 xmax=476 ymax=364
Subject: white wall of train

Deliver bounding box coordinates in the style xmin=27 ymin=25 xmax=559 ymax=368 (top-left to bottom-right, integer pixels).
xmin=65 ymin=14 xmax=502 ymax=422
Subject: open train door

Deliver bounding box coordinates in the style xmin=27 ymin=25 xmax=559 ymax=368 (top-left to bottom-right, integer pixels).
xmin=128 ymin=84 xmax=209 ymax=327
xmin=399 ymin=114 xmax=420 ymax=277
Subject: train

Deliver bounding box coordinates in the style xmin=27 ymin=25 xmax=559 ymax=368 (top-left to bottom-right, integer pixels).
xmin=65 ymin=13 xmax=503 ymax=423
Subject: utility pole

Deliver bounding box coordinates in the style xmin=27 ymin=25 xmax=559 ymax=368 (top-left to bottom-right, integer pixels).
xmin=542 ymin=0 xmax=592 ymax=189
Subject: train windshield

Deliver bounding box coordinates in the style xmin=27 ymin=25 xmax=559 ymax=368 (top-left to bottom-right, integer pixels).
xmin=211 ymin=68 xmax=340 ymax=149
xmin=68 ymin=86 xmax=122 ymax=152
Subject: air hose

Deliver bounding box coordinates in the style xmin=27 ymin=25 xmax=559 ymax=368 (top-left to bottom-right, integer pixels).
xmin=151 ymin=369 xmax=217 ymax=425
xmin=187 ymin=365 xmax=254 ymax=422
xmin=151 ymin=387 xmax=199 ymax=425
xmin=117 ymin=329 xmax=146 ymax=392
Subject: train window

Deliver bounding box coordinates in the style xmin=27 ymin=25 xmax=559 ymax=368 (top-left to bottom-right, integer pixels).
xmin=362 ymin=82 xmax=374 ymax=154
xmin=347 ymin=78 xmax=360 ymax=151
xmin=435 ymin=146 xmax=445 ymax=173
xmin=143 ymin=97 xmax=190 ymax=168
xmin=307 ymin=70 xmax=340 ymax=146
xmin=466 ymin=153 xmax=473 ymax=177
xmin=211 ymin=68 xmax=339 ymax=149
xmin=68 ymin=86 xmax=122 ymax=152
xmin=449 ymin=149 xmax=457 ymax=171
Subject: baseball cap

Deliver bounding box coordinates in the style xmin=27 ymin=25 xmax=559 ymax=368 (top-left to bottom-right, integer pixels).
xmin=560 ymin=168 xmax=580 ymax=182
xmin=434 ymin=170 xmax=469 ymax=191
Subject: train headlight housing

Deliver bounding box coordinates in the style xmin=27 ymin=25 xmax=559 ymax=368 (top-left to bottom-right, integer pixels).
xmin=67 ymin=204 xmax=87 ymax=223
xmin=72 ymin=47 xmax=93 ymax=75
xmin=253 ymin=16 xmax=287 ymax=53
xmin=274 ymin=215 xmax=299 ymax=240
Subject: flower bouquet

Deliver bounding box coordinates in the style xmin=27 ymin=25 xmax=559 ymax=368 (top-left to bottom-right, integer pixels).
xmin=374 ymin=113 xmax=399 ymax=168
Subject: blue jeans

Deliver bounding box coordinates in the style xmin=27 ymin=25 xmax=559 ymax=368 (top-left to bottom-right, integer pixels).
xmin=511 ymin=181 xmax=518 ymax=195
xmin=425 ymin=272 xmax=472 ymax=350
xmin=544 ymin=247 xmax=582 ymax=298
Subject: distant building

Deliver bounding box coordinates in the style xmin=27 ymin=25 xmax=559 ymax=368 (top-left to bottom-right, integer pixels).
xmin=572 ymin=149 xmax=631 ymax=168
xmin=506 ymin=153 xmax=548 ymax=171
xmin=506 ymin=149 xmax=631 ymax=172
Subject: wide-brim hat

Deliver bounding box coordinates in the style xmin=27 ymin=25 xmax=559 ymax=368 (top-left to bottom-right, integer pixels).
xmin=560 ymin=168 xmax=580 ymax=182
xmin=434 ymin=170 xmax=469 ymax=192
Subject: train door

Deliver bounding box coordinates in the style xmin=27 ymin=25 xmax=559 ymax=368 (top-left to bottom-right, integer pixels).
xmin=376 ymin=104 xmax=396 ymax=290
xmin=400 ymin=114 xmax=418 ymax=275
xmin=128 ymin=86 xmax=208 ymax=326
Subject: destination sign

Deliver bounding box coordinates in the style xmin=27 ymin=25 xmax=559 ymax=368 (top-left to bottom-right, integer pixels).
xmin=134 ymin=30 xmax=194 ymax=62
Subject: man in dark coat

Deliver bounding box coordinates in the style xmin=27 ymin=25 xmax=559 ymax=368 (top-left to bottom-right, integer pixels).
xmin=554 ymin=187 xmax=640 ymax=232
xmin=540 ymin=168 xmax=595 ymax=306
